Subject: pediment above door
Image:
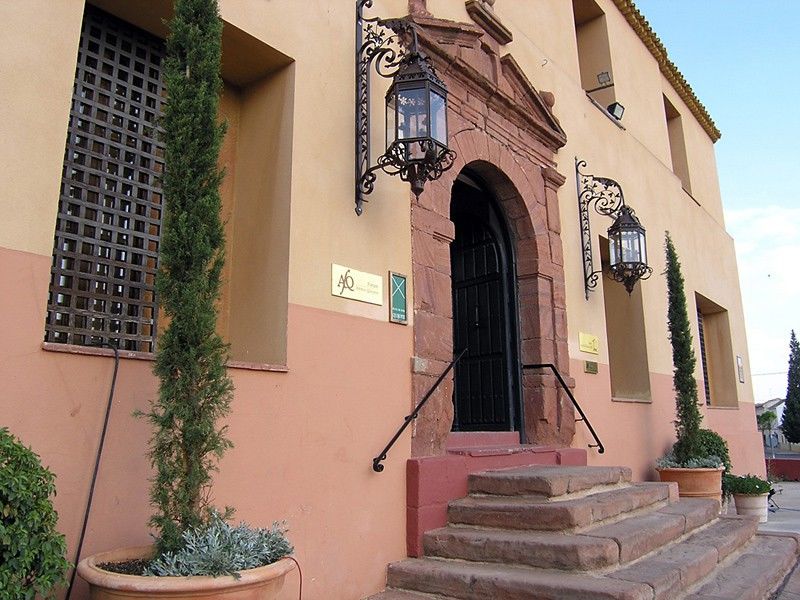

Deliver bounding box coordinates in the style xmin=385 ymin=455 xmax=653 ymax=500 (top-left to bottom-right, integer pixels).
xmin=410 ymin=16 xmax=567 ymax=158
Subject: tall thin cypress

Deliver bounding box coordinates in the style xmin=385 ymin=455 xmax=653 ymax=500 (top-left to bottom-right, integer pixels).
xmin=143 ymin=0 xmax=233 ymax=554
xmin=665 ymin=233 xmax=704 ymax=464
xmin=781 ymin=331 xmax=800 ymax=442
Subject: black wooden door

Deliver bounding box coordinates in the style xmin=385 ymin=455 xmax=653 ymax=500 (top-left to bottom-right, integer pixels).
xmin=450 ymin=178 xmax=518 ymax=431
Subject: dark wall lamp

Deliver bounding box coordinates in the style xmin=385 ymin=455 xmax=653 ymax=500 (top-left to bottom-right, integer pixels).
xmin=606 ymin=102 xmax=625 ymax=120
xmin=355 ymin=0 xmax=456 ymax=215
xmin=576 ymin=158 xmax=652 ymax=299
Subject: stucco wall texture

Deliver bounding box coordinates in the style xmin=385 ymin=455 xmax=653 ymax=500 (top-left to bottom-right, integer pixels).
xmin=0 ymin=1 xmax=764 ymax=599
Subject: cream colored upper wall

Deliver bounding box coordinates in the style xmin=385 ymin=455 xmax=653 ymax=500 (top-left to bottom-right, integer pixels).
xmin=0 ymin=1 xmax=84 ymax=256
xmin=0 ymin=0 xmax=748 ymax=392
xmin=0 ymin=0 xmax=413 ymax=326
xmin=221 ymin=0 xmax=413 ymax=321
xmin=450 ymin=1 xmax=749 ymax=403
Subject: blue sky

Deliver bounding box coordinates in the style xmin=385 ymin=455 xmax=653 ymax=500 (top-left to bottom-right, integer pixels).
xmin=634 ymin=1 xmax=800 ymax=401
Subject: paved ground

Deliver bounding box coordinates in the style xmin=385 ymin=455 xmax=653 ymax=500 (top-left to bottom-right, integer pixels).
xmin=729 ymin=481 xmax=800 ymax=534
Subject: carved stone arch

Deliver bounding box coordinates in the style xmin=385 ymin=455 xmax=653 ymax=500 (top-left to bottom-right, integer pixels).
xmin=408 ymin=15 xmax=574 ymax=457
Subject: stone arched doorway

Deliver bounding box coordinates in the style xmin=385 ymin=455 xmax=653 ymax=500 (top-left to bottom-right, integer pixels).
xmin=406 ymin=16 xmax=575 ymax=458
xmin=450 ymin=170 xmax=521 ymax=434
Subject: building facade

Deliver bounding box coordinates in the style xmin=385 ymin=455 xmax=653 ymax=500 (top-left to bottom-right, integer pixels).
xmin=0 ymin=0 xmax=763 ymax=598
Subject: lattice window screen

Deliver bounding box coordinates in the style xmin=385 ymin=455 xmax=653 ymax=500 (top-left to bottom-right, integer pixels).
xmin=697 ymin=308 xmax=712 ymax=405
xmin=46 ymin=7 xmax=166 ymax=352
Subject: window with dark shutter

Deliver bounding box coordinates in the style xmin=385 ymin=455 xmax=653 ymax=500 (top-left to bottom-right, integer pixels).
xmin=45 ymin=6 xmax=165 ymax=352
xmin=697 ymin=307 xmax=712 ymax=405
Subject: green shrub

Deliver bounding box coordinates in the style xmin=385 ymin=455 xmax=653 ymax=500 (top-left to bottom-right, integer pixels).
xmin=697 ymin=429 xmax=732 ymax=473
xmin=0 ymin=428 xmax=70 ymax=599
xmin=146 ymin=512 xmax=292 ymax=578
xmin=723 ymin=474 xmax=771 ymax=495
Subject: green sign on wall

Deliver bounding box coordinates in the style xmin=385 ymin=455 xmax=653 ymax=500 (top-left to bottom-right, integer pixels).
xmin=389 ymin=272 xmax=407 ymax=325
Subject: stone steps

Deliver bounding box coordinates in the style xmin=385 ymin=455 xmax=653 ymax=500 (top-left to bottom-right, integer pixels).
xmin=367 ymin=466 xmax=800 ymax=600
xmin=468 ymin=465 xmax=631 ymax=497
xmin=685 ymin=533 xmax=799 ymax=600
xmin=425 ymin=498 xmax=721 ymax=570
xmin=448 ymin=481 xmax=671 ymax=531
xmin=386 ymin=557 xmax=654 ymax=600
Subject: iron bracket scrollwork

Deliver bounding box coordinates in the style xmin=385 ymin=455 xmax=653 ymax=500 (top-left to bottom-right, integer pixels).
xmin=576 ymin=158 xmax=651 ymax=299
xmin=356 ymin=1 xmax=413 ymax=215
xmin=355 ymin=0 xmax=456 ymax=215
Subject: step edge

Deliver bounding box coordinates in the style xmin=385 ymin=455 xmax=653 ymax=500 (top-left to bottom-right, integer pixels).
xmin=678 ymin=531 xmax=799 ymax=600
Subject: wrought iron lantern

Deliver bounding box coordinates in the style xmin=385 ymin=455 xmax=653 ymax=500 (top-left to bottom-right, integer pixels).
xmin=576 ymin=158 xmax=652 ymax=298
xmin=355 ymin=0 xmax=456 ymax=215
xmin=607 ymin=205 xmax=649 ymax=294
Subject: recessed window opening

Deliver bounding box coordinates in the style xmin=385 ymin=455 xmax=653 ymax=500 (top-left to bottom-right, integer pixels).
xmin=600 ymin=237 xmax=651 ymax=401
xmin=572 ymin=0 xmax=617 ymax=110
xmin=663 ymin=95 xmax=691 ymax=193
xmin=695 ymin=293 xmax=737 ymax=407
xmin=45 ymin=6 xmax=165 ymax=353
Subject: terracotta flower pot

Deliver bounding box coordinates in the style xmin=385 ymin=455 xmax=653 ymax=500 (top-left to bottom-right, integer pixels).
xmin=77 ymin=545 xmax=295 ymax=600
xmin=656 ymin=466 xmax=724 ymax=507
xmin=733 ymin=492 xmax=769 ymax=523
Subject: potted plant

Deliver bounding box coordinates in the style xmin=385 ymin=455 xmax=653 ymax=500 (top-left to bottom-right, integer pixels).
xmin=1 ymin=427 xmax=70 ymax=599
xmin=655 ymin=234 xmax=724 ymax=505
xmin=77 ymin=1 xmax=293 ymax=597
xmin=724 ymin=474 xmax=771 ymax=523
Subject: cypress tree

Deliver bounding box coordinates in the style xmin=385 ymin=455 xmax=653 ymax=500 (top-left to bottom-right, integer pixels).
xmin=664 ymin=233 xmax=704 ymax=464
xmin=781 ymin=331 xmax=800 ymax=442
xmin=142 ymin=0 xmax=233 ymax=554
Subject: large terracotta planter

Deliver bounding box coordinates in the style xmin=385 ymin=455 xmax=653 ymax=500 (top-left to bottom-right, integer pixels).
xmin=733 ymin=492 xmax=769 ymax=523
xmin=77 ymin=545 xmax=295 ymax=600
xmin=656 ymin=466 xmax=724 ymax=507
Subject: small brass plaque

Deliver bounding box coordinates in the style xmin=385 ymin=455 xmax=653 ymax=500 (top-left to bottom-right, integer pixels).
xmin=579 ymin=332 xmax=599 ymax=354
xmin=584 ymin=361 xmax=598 ymax=374
xmin=331 ymin=264 xmax=383 ymax=305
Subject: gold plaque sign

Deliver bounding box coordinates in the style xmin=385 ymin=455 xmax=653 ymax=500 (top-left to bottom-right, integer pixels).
xmin=331 ymin=264 xmax=383 ymax=305
xmin=579 ymin=332 xmax=599 ymax=355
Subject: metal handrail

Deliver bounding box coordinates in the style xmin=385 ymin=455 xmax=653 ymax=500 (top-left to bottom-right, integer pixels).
xmin=522 ymin=363 xmax=605 ymax=454
xmin=372 ymin=348 xmax=468 ymax=472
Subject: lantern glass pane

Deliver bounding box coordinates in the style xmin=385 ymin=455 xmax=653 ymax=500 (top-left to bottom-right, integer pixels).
xmin=386 ymin=91 xmax=397 ymax=148
xmin=638 ymin=230 xmax=647 ymax=264
xmin=397 ymin=87 xmax=428 ymax=140
xmin=430 ymin=90 xmax=447 ymax=144
xmin=621 ymin=229 xmax=641 ymax=263
xmin=609 ymin=233 xmax=620 ymax=266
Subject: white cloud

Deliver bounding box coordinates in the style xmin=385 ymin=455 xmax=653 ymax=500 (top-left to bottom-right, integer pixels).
xmin=725 ymin=205 xmax=800 ymax=401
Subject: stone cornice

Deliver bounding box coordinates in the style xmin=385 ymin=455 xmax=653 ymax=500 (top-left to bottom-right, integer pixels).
xmin=614 ymin=0 xmax=721 ymax=142
xmin=465 ymin=0 xmax=513 ymax=45
xmin=410 ymin=16 xmax=567 ymax=155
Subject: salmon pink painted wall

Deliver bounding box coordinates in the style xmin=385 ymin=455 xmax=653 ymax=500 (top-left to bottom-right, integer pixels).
xmin=1 ymin=246 xmax=411 ymax=600
xmin=570 ymin=360 xmax=765 ymax=481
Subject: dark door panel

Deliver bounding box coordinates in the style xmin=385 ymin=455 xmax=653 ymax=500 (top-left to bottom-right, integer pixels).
xmin=451 ymin=177 xmax=519 ymax=432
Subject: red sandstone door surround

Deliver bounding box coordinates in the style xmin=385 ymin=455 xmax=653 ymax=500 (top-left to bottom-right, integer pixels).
xmin=407 ymin=15 xmax=574 ymax=457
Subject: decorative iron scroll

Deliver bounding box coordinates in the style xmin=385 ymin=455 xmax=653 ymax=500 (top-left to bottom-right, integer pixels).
xmin=576 ymin=158 xmax=651 ymax=299
xmin=355 ymin=1 xmax=409 ymax=215
xmin=355 ymin=0 xmax=456 ymax=215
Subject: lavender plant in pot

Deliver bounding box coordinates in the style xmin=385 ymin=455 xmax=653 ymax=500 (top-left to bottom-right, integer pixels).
xmin=77 ymin=0 xmax=293 ymax=597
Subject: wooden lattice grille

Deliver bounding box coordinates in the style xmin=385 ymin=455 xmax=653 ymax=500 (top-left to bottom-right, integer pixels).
xmin=46 ymin=7 xmax=166 ymax=352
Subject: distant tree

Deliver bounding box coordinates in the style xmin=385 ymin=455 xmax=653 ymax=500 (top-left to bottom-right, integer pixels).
xmin=757 ymin=410 xmax=777 ymax=432
xmin=781 ymin=331 xmax=800 ymax=442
